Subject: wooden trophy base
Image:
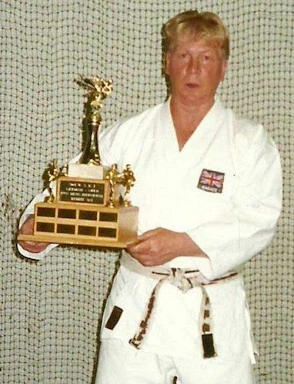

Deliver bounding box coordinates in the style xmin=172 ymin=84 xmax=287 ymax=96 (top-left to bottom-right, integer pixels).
xmin=18 ymin=202 xmax=138 ymax=248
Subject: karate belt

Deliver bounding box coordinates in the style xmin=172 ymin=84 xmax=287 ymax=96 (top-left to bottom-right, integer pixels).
xmin=121 ymin=253 xmax=238 ymax=359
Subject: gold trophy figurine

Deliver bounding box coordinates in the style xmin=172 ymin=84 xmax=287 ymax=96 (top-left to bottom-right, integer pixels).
xmin=18 ymin=76 xmax=138 ymax=249
xmin=68 ymin=76 xmax=113 ymax=179
xmin=76 ymin=76 xmax=113 ymax=165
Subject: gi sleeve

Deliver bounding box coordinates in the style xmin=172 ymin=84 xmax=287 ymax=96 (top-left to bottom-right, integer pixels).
xmin=17 ymin=154 xmax=82 ymax=260
xmin=17 ymin=184 xmax=58 ymax=260
xmin=187 ymin=125 xmax=282 ymax=280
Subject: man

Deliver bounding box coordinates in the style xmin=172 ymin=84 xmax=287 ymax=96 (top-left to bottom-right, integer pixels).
xmin=18 ymin=10 xmax=282 ymax=384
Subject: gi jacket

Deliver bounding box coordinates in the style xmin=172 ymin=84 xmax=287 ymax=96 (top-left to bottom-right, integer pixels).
xmin=97 ymin=99 xmax=282 ymax=360
xmin=100 ymin=98 xmax=282 ymax=279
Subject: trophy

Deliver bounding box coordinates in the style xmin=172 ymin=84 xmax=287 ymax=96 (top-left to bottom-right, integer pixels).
xmin=18 ymin=76 xmax=138 ymax=248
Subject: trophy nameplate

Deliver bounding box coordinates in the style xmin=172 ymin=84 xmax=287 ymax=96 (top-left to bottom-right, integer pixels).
xmin=18 ymin=76 xmax=138 ymax=248
xmin=57 ymin=176 xmax=109 ymax=205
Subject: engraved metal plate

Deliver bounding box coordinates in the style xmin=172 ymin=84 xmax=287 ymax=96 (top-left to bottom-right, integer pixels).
xmin=57 ymin=177 xmax=107 ymax=204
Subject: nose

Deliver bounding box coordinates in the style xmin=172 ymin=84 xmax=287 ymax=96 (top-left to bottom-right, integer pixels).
xmin=188 ymin=56 xmax=202 ymax=74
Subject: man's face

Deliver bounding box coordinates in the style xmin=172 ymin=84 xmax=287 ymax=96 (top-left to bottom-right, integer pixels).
xmin=165 ymin=34 xmax=228 ymax=106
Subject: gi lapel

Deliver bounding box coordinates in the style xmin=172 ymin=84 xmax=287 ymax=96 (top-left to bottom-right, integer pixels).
xmin=153 ymin=99 xmax=227 ymax=170
xmin=178 ymin=99 xmax=227 ymax=166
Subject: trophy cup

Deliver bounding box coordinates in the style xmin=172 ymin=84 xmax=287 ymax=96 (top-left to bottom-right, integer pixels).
xmin=18 ymin=76 xmax=138 ymax=248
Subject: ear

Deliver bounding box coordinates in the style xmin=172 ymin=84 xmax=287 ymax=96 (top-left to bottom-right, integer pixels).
xmin=220 ymin=60 xmax=228 ymax=81
xmin=164 ymin=52 xmax=171 ymax=76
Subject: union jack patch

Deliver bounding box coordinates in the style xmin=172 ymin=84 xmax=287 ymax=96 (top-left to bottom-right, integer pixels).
xmin=197 ymin=169 xmax=225 ymax=193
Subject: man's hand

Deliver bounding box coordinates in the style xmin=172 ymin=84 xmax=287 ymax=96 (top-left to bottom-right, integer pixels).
xmin=18 ymin=215 xmax=49 ymax=253
xmin=127 ymin=227 xmax=206 ymax=267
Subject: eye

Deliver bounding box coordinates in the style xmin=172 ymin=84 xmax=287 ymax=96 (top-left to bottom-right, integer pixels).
xmin=178 ymin=52 xmax=188 ymax=59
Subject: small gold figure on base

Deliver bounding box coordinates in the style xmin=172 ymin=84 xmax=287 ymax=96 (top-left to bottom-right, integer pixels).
xmin=106 ymin=164 xmax=120 ymax=208
xmin=106 ymin=164 xmax=136 ymax=208
xmin=42 ymin=159 xmax=66 ymax=202
xmin=121 ymin=164 xmax=136 ymax=207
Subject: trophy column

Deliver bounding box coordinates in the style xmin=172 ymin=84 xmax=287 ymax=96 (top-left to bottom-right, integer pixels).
xmin=18 ymin=76 xmax=138 ymax=249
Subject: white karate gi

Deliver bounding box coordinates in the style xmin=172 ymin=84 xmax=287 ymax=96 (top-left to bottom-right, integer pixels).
xmin=18 ymin=98 xmax=282 ymax=384
xmin=95 ymin=98 xmax=282 ymax=383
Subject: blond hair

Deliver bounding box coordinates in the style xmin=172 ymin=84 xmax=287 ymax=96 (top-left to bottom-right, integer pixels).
xmin=162 ymin=10 xmax=230 ymax=59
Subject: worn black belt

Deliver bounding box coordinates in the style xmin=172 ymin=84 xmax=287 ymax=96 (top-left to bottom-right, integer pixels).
xmin=120 ymin=254 xmax=237 ymax=359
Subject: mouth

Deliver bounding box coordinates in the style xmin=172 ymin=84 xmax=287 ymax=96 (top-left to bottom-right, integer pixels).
xmin=186 ymin=82 xmax=199 ymax=88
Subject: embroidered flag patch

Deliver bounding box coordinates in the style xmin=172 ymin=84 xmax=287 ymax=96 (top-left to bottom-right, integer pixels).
xmin=197 ymin=169 xmax=225 ymax=193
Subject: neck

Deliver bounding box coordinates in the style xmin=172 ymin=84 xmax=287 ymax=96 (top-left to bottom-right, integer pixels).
xmin=170 ymin=97 xmax=215 ymax=150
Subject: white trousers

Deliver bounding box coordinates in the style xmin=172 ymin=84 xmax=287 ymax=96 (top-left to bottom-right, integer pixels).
xmin=95 ymin=339 xmax=256 ymax=384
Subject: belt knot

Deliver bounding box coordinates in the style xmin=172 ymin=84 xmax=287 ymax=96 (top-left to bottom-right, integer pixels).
xmin=128 ymin=264 xmax=237 ymax=358
xmin=152 ymin=267 xmax=200 ymax=293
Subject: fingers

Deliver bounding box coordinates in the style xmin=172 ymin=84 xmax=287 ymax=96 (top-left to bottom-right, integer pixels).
xmin=18 ymin=214 xmax=49 ymax=253
xmin=127 ymin=234 xmax=154 ymax=266
xmin=127 ymin=228 xmax=171 ymax=266
xmin=137 ymin=228 xmax=159 ymax=240
xmin=18 ymin=239 xmax=49 ymax=253
xmin=18 ymin=215 xmax=35 ymax=235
